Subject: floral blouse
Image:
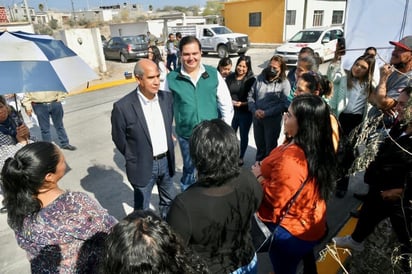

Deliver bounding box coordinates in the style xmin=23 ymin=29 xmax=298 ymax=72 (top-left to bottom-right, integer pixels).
xmin=13 ymin=191 xmax=117 ymax=274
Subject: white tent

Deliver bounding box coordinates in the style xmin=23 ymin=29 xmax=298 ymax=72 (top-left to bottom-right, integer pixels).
xmin=342 ymin=0 xmax=412 ymax=81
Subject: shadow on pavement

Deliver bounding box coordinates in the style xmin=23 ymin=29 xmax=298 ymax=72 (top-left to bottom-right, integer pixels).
xmin=80 ymin=164 xmax=133 ymax=220
xmin=112 ymin=148 xmax=126 ymax=172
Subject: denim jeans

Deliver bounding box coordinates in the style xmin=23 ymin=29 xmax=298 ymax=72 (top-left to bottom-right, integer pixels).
xmin=266 ymin=224 xmax=317 ymax=274
xmin=32 ymin=101 xmax=70 ymax=146
xmin=231 ymin=109 xmax=253 ymax=159
xmin=133 ymin=157 xmax=175 ymax=219
xmin=230 ymin=253 xmax=257 ymax=274
xmin=177 ymin=136 xmax=196 ymax=191
xmin=166 ymin=53 xmax=177 ymax=71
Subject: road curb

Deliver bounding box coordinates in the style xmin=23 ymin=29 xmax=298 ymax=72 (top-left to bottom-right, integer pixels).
xmin=69 ymin=78 xmax=135 ymax=96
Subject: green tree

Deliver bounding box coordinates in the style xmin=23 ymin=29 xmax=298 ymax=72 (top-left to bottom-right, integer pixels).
xmin=48 ymin=18 xmax=58 ymax=29
xmin=202 ymin=1 xmax=223 ymax=16
xmin=149 ymin=4 xmax=153 ymax=11
xmin=38 ymin=3 xmax=44 ymax=12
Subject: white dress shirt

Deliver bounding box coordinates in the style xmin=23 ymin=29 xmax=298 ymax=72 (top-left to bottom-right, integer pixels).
xmin=137 ymin=89 xmax=168 ymax=156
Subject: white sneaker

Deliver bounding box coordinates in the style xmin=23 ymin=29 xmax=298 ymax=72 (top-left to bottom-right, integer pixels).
xmin=332 ymin=235 xmax=364 ymax=252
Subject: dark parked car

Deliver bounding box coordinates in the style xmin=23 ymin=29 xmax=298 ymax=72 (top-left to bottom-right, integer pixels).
xmin=103 ymin=35 xmax=148 ymax=63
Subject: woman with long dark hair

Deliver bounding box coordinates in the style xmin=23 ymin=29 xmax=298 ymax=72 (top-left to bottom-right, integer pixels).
xmin=226 ymin=55 xmax=255 ymax=166
xmin=1 ymin=142 xmax=117 ymax=272
xmin=251 ymin=94 xmax=337 ymax=274
xmin=148 ymin=45 xmax=167 ymax=89
xmin=329 ymin=54 xmax=376 ymax=197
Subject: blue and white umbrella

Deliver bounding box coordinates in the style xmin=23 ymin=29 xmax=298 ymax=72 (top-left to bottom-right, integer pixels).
xmin=0 ymin=31 xmax=99 ymax=94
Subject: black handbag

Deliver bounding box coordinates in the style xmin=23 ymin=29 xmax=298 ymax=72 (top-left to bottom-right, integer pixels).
xmin=251 ymin=177 xmax=309 ymax=253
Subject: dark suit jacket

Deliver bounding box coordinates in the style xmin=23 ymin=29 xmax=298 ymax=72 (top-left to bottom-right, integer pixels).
xmin=111 ymin=89 xmax=175 ymax=188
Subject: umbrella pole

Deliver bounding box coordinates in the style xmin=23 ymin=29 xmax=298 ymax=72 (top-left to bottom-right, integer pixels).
xmin=14 ymin=93 xmax=19 ymax=112
xmin=13 ymin=93 xmax=23 ymax=122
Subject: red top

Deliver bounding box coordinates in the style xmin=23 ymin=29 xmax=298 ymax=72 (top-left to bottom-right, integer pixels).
xmin=257 ymin=143 xmax=327 ymax=241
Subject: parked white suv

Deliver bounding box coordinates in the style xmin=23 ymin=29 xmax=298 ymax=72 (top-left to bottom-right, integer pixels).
xmin=275 ymin=26 xmax=344 ymax=66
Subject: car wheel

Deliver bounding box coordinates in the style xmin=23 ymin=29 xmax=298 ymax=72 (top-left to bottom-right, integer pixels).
xmin=120 ymin=53 xmax=128 ymax=63
xmin=217 ymin=45 xmax=229 ymax=58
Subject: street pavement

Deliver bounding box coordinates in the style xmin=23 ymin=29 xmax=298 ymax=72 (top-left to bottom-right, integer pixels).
xmin=0 ymin=48 xmax=366 ymax=273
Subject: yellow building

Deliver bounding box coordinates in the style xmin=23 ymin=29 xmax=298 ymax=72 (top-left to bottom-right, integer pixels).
xmin=222 ymin=0 xmax=286 ymax=44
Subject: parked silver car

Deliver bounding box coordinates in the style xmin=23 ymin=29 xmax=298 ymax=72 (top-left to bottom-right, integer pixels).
xmin=103 ymin=35 xmax=148 ymax=63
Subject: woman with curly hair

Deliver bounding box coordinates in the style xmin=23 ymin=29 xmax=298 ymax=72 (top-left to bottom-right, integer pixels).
xmin=104 ymin=210 xmax=209 ymax=273
xmin=167 ymin=119 xmax=263 ymax=273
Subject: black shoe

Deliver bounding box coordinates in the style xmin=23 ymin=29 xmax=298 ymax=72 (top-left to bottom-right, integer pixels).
xmin=0 ymin=206 xmax=7 ymax=214
xmin=335 ymin=190 xmax=347 ymax=198
xmin=238 ymin=159 xmax=244 ymax=167
xmin=61 ymin=144 xmax=77 ymax=151
xmin=353 ymin=193 xmax=367 ymax=201
xmin=350 ymin=209 xmax=361 ymax=218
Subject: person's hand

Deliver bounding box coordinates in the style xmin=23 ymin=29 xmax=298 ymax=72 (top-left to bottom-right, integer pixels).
xmin=381 ymin=98 xmax=397 ymax=116
xmin=380 ymin=64 xmax=394 ymax=79
xmin=16 ymin=124 xmax=29 ymax=144
xmin=381 ymin=188 xmax=403 ymax=201
xmin=232 ymin=100 xmax=242 ymax=107
xmin=25 ymin=109 xmax=33 ymax=117
xmin=383 ymin=107 xmax=397 ymax=117
xmin=251 ymin=162 xmax=262 ymax=177
xmin=255 ymin=109 xmax=265 ymax=119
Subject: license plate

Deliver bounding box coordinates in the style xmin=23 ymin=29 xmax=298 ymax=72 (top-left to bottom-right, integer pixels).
xmin=242 ymin=44 xmax=247 ymax=48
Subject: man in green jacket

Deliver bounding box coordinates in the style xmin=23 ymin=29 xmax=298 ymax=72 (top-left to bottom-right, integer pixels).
xmin=165 ymin=36 xmax=233 ymax=191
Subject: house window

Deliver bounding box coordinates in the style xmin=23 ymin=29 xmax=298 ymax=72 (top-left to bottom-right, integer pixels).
xmin=313 ymin=10 xmax=324 ymax=26
xmin=286 ymin=10 xmax=296 ymax=25
xmin=332 ymin=10 xmax=344 ymax=24
xmin=249 ymin=12 xmax=261 ymax=27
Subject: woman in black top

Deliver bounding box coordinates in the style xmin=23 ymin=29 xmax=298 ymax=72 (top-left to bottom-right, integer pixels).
xmin=226 ymin=56 xmax=255 ymax=166
xmin=167 ymin=119 xmax=263 ymax=274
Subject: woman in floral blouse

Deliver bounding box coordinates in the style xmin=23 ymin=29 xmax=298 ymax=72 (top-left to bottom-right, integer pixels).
xmin=1 ymin=142 xmax=117 ymax=273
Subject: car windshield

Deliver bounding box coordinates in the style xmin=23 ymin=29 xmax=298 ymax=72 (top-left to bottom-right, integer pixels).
xmin=289 ymin=30 xmax=323 ymax=43
xmin=211 ymin=26 xmax=232 ymax=35
xmin=122 ymin=36 xmax=147 ymax=44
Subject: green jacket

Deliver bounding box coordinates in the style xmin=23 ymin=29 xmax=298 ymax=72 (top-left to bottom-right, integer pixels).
xmin=167 ymin=65 xmax=219 ymax=138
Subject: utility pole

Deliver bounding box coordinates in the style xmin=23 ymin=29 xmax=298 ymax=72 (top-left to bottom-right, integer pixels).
xmin=71 ymin=0 xmax=76 ymax=25
xmin=303 ymin=0 xmax=308 ymax=29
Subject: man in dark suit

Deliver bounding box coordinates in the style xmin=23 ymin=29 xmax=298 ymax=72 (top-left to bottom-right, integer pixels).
xmin=111 ymin=59 xmax=175 ymax=219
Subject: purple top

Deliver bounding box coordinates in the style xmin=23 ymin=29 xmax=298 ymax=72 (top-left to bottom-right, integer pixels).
xmin=13 ymin=191 xmax=117 ymax=273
